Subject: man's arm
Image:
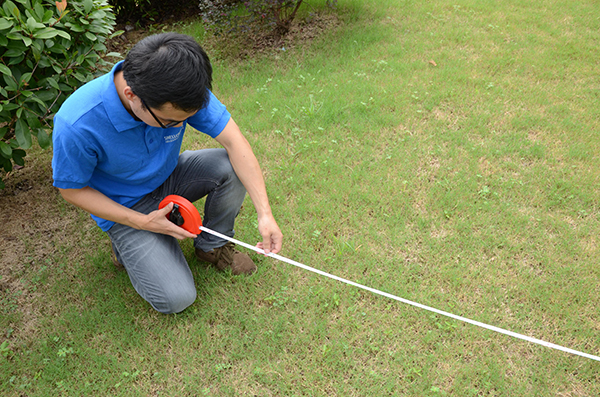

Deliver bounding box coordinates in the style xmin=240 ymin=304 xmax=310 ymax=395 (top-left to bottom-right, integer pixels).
xmin=58 ymin=186 xmax=197 ymax=240
xmin=214 ymin=118 xmax=283 ymax=254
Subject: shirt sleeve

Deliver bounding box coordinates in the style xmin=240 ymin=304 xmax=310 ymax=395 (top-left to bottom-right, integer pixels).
xmin=186 ymin=91 xmax=231 ymax=138
xmin=51 ymin=115 xmax=99 ymax=190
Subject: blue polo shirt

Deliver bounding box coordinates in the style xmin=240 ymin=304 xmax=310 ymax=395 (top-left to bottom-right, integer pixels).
xmin=52 ymin=61 xmax=231 ymax=231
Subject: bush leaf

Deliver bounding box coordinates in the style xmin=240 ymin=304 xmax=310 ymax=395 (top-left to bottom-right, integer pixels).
xmin=0 ymin=64 xmax=12 ymax=76
xmin=36 ymin=128 xmax=51 ymax=149
xmin=15 ymin=118 xmax=32 ymax=149
xmin=0 ymin=141 xmax=12 ymax=158
xmin=33 ymin=28 xmax=59 ymax=39
xmin=0 ymin=19 xmax=13 ymax=30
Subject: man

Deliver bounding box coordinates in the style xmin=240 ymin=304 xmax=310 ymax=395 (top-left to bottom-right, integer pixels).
xmin=52 ymin=33 xmax=283 ymax=314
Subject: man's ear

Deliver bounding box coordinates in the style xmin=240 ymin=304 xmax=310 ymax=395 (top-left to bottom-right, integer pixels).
xmin=123 ymin=86 xmax=137 ymax=101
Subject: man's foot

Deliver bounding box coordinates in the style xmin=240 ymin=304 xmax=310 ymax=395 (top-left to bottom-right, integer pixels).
xmin=195 ymin=242 xmax=257 ymax=275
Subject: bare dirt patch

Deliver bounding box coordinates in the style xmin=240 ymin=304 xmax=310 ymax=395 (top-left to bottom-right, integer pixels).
xmin=0 ymin=149 xmax=94 ymax=342
xmin=238 ymin=12 xmax=342 ymax=58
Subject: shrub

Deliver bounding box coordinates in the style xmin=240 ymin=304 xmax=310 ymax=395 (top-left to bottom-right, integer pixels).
xmin=199 ymin=0 xmax=337 ymax=38
xmin=244 ymin=0 xmax=305 ymax=36
xmin=108 ymin=0 xmax=200 ymax=24
xmin=0 ymin=0 xmax=120 ymax=189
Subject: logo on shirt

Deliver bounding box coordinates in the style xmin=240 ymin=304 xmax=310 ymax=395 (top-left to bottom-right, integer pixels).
xmin=164 ymin=128 xmax=183 ymax=144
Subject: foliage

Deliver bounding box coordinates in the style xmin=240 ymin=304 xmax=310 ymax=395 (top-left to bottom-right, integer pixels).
xmin=0 ymin=0 xmax=119 ymax=189
xmin=244 ymin=0 xmax=306 ymax=36
xmin=199 ymin=0 xmax=337 ymax=38
xmin=108 ymin=0 xmax=199 ymax=24
xmin=107 ymin=0 xmax=146 ymax=22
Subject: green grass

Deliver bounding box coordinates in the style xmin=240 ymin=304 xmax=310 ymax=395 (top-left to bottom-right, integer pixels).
xmin=2 ymin=0 xmax=600 ymax=395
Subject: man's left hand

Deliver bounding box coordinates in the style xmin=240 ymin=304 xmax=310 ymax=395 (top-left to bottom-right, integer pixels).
xmin=256 ymin=214 xmax=283 ymax=255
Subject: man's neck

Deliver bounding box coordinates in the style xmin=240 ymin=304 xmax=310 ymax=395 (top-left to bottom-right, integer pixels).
xmin=113 ymin=70 xmax=136 ymax=118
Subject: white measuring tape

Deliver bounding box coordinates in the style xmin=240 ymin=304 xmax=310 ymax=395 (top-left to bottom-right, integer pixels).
xmin=200 ymin=226 xmax=600 ymax=362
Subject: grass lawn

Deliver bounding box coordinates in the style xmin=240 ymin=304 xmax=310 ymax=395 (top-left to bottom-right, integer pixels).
xmin=1 ymin=0 xmax=599 ymax=395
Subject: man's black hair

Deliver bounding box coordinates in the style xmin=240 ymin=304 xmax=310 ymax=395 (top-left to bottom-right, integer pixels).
xmin=122 ymin=32 xmax=213 ymax=112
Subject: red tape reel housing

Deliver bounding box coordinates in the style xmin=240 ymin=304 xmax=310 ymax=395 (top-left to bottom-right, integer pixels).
xmin=158 ymin=195 xmax=203 ymax=234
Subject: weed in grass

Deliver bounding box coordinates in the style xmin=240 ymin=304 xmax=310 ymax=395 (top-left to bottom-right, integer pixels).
xmin=265 ymin=286 xmax=298 ymax=307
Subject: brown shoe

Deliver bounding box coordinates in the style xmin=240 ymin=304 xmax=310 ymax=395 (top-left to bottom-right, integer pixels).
xmin=195 ymin=242 xmax=257 ymax=275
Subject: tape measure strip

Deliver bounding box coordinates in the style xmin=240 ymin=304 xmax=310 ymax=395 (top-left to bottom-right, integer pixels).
xmin=199 ymin=226 xmax=600 ymax=362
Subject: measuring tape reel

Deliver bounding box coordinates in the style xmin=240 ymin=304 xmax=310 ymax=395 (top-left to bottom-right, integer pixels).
xmin=158 ymin=195 xmax=203 ymax=234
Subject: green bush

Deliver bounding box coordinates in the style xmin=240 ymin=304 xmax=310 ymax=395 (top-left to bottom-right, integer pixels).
xmin=109 ymin=0 xmax=199 ymax=24
xmin=0 ymin=0 xmax=120 ymax=189
xmin=199 ymin=0 xmax=337 ymax=38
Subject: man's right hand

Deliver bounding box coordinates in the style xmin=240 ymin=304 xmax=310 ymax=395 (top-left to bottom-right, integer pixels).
xmin=142 ymin=202 xmax=198 ymax=240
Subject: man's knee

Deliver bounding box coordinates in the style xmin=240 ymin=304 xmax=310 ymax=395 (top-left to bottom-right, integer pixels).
xmin=151 ymin=286 xmax=197 ymax=314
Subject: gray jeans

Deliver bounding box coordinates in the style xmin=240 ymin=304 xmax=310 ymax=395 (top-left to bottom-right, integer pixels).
xmin=106 ymin=149 xmax=247 ymax=314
